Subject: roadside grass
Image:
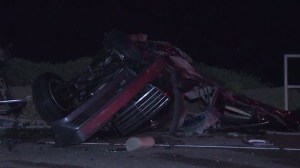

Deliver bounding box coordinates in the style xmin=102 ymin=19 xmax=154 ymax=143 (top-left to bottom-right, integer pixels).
xmin=4 ymin=57 xmax=269 ymax=88
xmin=242 ymin=87 xmax=300 ymax=111
xmin=4 ymin=57 xmax=92 ymax=86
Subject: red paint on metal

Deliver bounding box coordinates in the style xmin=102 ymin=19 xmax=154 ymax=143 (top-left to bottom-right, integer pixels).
xmin=80 ymin=58 xmax=166 ymax=137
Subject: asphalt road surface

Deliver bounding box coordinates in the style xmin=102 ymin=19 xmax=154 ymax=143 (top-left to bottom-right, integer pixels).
xmin=1 ymin=130 xmax=300 ymax=168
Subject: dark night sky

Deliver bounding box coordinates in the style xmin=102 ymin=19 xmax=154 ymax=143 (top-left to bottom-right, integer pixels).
xmin=1 ymin=0 xmax=300 ymax=86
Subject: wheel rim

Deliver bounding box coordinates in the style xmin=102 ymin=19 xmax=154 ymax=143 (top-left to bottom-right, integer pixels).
xmin=48 ymin=79 xmax=72 ymax=111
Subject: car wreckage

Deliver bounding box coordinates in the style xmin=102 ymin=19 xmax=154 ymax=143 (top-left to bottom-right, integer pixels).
xmin=30 ymin=30 xmax=300 ymax=146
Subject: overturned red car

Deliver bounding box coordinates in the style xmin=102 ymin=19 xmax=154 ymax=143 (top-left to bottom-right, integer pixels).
xmin=32 ymin=30 xmax=300 ymax=146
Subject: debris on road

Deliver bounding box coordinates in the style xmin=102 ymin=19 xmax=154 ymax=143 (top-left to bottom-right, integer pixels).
xmin=125 ymin=136 xmax=155 ymax=152
xmin=243 ymin=139 xmax=274 ymax=147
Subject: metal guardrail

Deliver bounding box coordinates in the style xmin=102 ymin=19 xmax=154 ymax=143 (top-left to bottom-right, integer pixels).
xmin=284 ymin=54 xmax=300 ymax=111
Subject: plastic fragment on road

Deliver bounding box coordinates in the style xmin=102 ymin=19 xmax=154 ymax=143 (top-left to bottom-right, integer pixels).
xmin=243 ymin=139 xmax=274 ymax=147
xmin=125 ymin=136 xmax=155 ymax=152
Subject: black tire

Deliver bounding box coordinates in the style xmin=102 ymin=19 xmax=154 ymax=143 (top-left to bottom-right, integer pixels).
xmin=32 ymin=73 xmax=72 ymax=123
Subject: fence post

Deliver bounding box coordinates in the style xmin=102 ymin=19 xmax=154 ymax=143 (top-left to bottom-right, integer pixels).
xmin=284 ymin=54 xmax=300 ymax=111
